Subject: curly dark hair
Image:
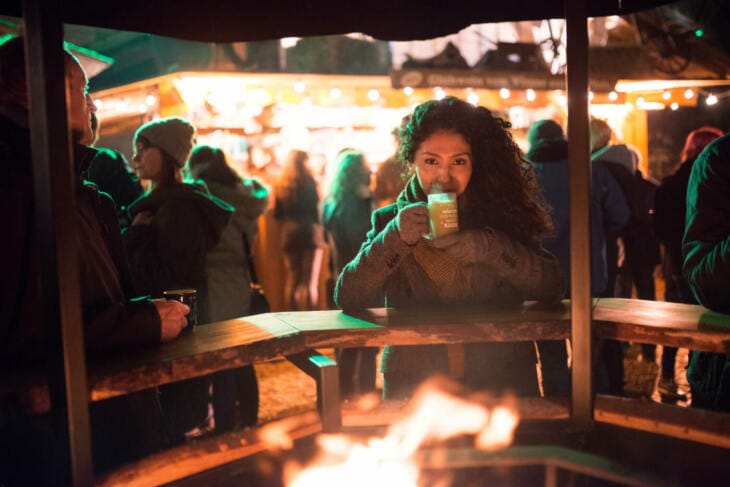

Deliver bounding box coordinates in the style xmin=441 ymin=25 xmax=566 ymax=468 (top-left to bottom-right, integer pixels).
xmin=397 ymin=96 xmax=552 ymax=242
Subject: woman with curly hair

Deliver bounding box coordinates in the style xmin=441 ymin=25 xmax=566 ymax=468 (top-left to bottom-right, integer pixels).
xmin=335 ymin=97 xmax=564 ymax=399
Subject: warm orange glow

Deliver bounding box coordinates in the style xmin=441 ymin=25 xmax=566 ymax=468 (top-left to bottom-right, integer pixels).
xmin=286 ymin=376 xmax=520 ymax=486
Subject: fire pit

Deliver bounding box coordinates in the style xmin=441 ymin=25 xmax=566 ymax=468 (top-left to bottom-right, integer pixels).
xmin=154 ymin=378 xmax=730 ymax=487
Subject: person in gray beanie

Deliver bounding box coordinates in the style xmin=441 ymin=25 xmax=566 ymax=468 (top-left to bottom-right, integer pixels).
xmin=124 ymin=117 xmax=234 ymax=443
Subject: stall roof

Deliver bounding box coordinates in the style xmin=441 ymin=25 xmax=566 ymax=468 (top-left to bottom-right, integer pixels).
xmin=3 ymin=0 xmax=670 ymax=42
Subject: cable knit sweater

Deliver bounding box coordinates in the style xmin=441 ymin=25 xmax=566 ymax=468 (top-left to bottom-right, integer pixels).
xmin=335 ymin=177 xmax=564 ymax=399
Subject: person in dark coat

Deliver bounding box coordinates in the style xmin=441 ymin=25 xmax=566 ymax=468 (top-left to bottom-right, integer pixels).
xmin=124 ymin=118 xmax=233 ymax=442
xmin=187 ymin=145 xmax=270 ymax=431
xmin=654 ymin=126 xmax=722 ymax=400
xmin=274 ymin=149 xmax=320 ymax=310
xmin=323 ymin=149 xmax=378 ymax=397
xmin=85 ymin=112 xmax=143 ymax=228
xmin=336 ymin=98 xmax=564 ymax=400
xmin=527 ymin=119 xmax=630 ymax=396
xmin=0 ymin=36 xmax=188 ymax=482
xmin=682 ymin=132 xmax=730 ymax=412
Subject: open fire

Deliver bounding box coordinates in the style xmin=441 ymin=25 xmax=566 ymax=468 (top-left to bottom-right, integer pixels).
xmin=260 ymin=376 xmax=520 ymax=486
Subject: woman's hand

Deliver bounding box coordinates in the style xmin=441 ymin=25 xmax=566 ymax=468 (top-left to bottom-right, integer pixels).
xmin=432 ymin=229 xmax=489 ymax=264
xmin=395 ymin=202 xmax=429 ymax=245
xmin=153 ymin=299 xmax=190 ymax=341
xmin=132 ymin=210 xmax=154 ymax=226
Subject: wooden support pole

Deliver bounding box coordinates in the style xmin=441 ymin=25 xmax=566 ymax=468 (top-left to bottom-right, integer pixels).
xmin=22 ymin=0 xmax=93 ymax=484
xmin=565 ymin=0 xmax=593 ymax=430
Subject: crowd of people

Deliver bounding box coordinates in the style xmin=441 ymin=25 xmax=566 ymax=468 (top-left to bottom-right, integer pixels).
xmin=2 ymin=32 xmax=729 ymax=484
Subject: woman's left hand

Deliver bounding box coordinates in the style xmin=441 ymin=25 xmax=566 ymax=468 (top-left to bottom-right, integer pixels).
xmin=432 ymin=229 xmax=489 ymax=264
xmin=132 ymin=210 xmax=154 ymax=226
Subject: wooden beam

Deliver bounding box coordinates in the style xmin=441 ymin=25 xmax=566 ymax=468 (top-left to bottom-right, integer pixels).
xmin=595 ymin=395 xmax=730 ymax=449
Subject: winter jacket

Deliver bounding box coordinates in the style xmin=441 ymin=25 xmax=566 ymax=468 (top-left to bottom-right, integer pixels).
xmin=530 ymin=156 xmax=630 ymax=296
xmin=202 ymin=178 xmax=269 ymax=321
xmin=86 ymin=147 xmax=143 ymax=228
xmin=683 ymin=134 xmax=730 ymax=412
xmin=0 ymin=109 xmax=162 ymax=366
xmin=335 ymin=176 xmax=564 ymax=399
xmin=322 ymin=193 xmax=373 ymax=274
xmin=123 ymin=183 xmax=232 ymax=324
xmin=274 ymin=177 xmax=320 ymax=251
xmin=654 ymin=158 xmax=698 ymax=303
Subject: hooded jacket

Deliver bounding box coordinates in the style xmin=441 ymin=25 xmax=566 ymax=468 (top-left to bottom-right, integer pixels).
xmin=123 ymin=183 xmax=232 ymax=324
xmin=529 ymin=136 xmax=629 ymax=296
xmin=335 ymin=176 xmax=564 ymax=399
xmin=201 ymin=178 xmax=269 ymax=321
xmin=683 ymin=133 xmax=730 ymax=412
xmin=0 ymin=108 xmax=161 ymax=366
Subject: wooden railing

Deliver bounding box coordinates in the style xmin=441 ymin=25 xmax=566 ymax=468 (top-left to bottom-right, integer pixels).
xmin=4 ymin=298 xmax=730 ymax=485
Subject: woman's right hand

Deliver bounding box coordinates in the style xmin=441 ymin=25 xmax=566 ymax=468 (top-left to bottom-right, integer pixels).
xmin=395 ymin=202 xmax=429 ymax=245
xmin=153 ymin=299 xmax=190 ymax=341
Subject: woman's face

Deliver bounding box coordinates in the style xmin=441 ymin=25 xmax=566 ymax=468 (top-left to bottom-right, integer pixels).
xmin=65 ymin=59 xmax=96 ymax=145
xmin=413 ymin=130 xmax=472 ymax=196
xmin=133 ymin=143 xmax=165 ymax=183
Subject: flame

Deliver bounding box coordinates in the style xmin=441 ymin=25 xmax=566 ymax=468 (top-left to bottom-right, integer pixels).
xmin=286 ymin=376 xmax=520 ymax=486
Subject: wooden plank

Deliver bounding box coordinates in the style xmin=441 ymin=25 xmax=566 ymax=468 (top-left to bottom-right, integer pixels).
xmin=595 ymin=394 xmax=730 ymax=449
xmin=342 ymin=397 xmax=570 ymax=428
xmin=95 ymin=411 xmax=322 ymax=487
xmin=594 ymin=298 xmax=730 ymax=353
xmin=89 ymin=316 xmax=303 ymax=401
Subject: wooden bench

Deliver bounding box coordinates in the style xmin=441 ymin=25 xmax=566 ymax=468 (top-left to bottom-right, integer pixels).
xmin=4 ymin=298 xmax=730 ymax=484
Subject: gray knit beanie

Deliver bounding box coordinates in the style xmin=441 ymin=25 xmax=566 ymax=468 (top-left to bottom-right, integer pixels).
xmin=134 ymin=117 xmax=196 ymax=168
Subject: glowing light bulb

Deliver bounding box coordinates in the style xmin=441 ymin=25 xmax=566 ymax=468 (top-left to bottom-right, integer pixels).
xmin=706 ymin=94 xmax=718 ymax=106
xmin=94 ymin=99 xmax=103 ymax=110
xmin=145 ymin=95 xmax=156 ymax=106
xmin=294 ymin=81 xmax=306 ymax=93
xmin=330 ymin=88 xmax=342 ymax=99
xmin=608 ymin=91 xmax=618 ymax=101
xmin=526 ymin=89 xmax=536 ymax=102
xmin=670 ymin=102 xmax=679 ymax=111
xmin=403 ymin=86 xmax=414 ymax=96
xmin=434 ymin=87 xmax=446 ymax=100
xmin=467 ymin=92 xmax=479 ymax=105
xmin=368 ymin=89 xmax=380 ymax=102
xmin=499 ymin=88 xmax=510 ymax=99
xmin=662 ymin=91 xmax=671 ymax=100
xmin=684 ymin=89 xmax=694 ymax=99
xmin=588 ymin=91 xmax=595 ymax=101
xmin=557 ymin=94 xmax=567 ymax=106
xmin=636 ymin=96 xmax=645 ymax=107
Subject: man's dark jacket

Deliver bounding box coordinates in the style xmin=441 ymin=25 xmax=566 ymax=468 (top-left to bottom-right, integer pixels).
xmin=0 ymin=110 xmax=161 ymax=366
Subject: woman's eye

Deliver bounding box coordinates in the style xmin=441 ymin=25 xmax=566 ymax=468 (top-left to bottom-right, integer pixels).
xmin=424 ymin=157 xmax=438 ymax=165
xmin=453 ymin=157 xmax=468 ymax=166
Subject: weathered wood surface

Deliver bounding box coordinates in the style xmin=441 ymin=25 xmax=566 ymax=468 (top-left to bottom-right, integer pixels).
xmin=593 ymin=298 xmax=730 ymax=353
xmin=95 ymin=411 xmax=323 ymax=487
xmin=595 ymin=394 xmax=730 ymax=449
xmin=7 ymin=299 xmax=730 ymax=412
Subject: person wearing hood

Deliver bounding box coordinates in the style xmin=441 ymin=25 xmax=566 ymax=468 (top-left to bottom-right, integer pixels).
xmin=186 ymin=145 xmax=270 ymax=431
xmin=0 ymin=37 xmax=189 ymax=480
xmin=527 ymin=119 xmax=629 ymax=396
xmin=336 ymin=98 xmax=564 ymax=400
xmin=124 ymin=118 xmax=233 ymax=443
xmin=323 ymin=149 xmax=378 ymax=398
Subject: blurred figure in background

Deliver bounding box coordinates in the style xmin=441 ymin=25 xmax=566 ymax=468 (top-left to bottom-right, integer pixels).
xmin=85 ymin=112 xmax=143 ymax=228
xmin=124 ymin=118 xmax=232 ymax=443
xmin=373 ymin=156 xmax=407 ymax=208
xmin=654 ymin=126 xmax=723 ymax=401
xmin=274 ymin=149 xmax=320 ymax=310
xmin=527 ymin=119 xmax=629 ymax=397
xmin=187 ymin=145 xmax=269 ymax=430
xmin=683 ymin=133 xmax=730 ymax=412
xmin=323 ymin=149 xmax=378 ymax=397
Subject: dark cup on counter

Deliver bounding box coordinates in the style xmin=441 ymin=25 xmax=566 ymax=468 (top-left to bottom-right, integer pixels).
xmin=162 ymin=288 xmax=197 ymax=333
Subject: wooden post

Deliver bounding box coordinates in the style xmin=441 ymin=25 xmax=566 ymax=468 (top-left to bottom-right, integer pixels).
xmin=565 ymin=0 xmax=594 ymax=430
xmin=23 ymin=0 xmax=93 ymax=484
